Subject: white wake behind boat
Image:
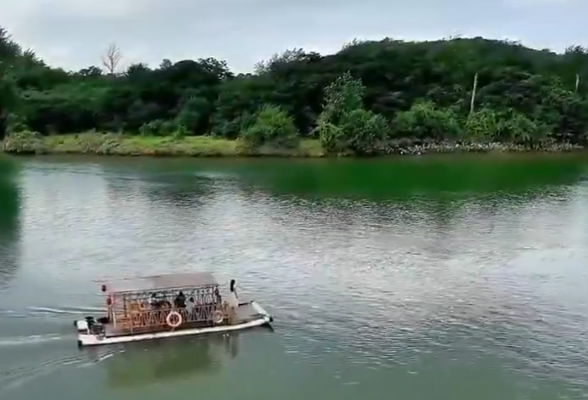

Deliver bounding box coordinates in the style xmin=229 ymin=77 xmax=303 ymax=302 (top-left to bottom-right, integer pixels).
xmin=74 ymin=272 xmax=273 ymax=347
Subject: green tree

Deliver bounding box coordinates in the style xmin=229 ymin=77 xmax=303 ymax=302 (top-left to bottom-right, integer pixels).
xmin=316 ymin=73 xmax=389 ymax=154
xmin=392 ymin=101 xmax=462 ymax=142
xmin=241 ymin=104 xmax=299 ymax=149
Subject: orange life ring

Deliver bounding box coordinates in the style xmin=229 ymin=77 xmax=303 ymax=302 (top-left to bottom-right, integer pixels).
xmin=166 ymin=311 xmax=182 ymax=328
xmin=212 ymin=310 xmax=224 ymax=324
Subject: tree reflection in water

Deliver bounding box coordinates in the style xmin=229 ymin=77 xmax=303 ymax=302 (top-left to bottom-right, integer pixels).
xmin=0 ymin=158 xmax=20 ymax=288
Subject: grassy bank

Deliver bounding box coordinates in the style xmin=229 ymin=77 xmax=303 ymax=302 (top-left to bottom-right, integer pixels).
xmin=1 ymin=132 xmax=325 ymax=157
xmin=1 ymin=132 xmax=584 ymax=157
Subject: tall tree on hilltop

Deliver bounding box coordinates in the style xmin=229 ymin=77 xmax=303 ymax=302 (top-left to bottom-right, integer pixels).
xmin=102 ymin=43 xmax=123 ymax=75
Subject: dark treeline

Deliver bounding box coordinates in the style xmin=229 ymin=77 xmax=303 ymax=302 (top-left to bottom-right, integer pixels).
xmin=3 ymin=26 xmax=588 ymax=154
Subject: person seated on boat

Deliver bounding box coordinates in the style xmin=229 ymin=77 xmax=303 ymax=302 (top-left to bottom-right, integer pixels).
xmin=214 ymin=286 xmax=221 ymax=304
xmin=149 ymin=292 xmax=158 ymax=307
xmin=186 ymin=297 xmax=196 ymax=319
xmin=174 ymin=291 xmax=186 ymax=308
xmin=149 ymin=292 xmax=170 ymax=309
xmin=150 ymin=292 xmax=164 ymax=308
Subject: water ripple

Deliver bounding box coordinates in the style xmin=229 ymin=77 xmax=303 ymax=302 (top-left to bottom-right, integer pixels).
xmin=0 ymin=158 xmax=587 ymax=399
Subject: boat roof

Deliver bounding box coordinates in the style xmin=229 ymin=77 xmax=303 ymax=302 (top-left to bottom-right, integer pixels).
xmin=98 ymin=272 xmax=218 ymax=293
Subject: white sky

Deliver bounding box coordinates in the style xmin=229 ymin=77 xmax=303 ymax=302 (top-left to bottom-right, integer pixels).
xmin=0 ymin=0 xmax=586 ymax=72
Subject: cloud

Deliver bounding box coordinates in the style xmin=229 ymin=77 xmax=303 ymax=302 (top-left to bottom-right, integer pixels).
xmin=1 ymin=0 xmax=587 ymax=72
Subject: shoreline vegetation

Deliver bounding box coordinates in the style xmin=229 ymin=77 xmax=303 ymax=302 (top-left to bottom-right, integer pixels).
xmin=3 ymin=27 xmax=588 ymax=157
xmin=1 ymin=132 xmax=584 ymax=157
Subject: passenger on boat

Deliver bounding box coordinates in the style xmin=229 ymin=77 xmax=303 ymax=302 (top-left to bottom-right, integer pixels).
xmin=149 ymin=293 xmax=158 ymax=306
xmin=186 ymin=297 xmax=195 ymax=319
xmin=175 ymin=291 xmax=186 ymax=308
xmin=227 ymin=280 xmax=239 ymax=323
xmin=232 ymin=279 xmax=239 ymax=299
xmin=214 ymin=286 xmax=221 ymax=304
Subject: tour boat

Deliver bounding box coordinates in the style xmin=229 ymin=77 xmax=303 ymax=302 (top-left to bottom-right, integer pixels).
xmin=73 ymin=272 xmax=273 ymax=347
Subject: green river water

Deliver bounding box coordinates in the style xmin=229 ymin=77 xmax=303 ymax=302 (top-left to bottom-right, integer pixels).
xmin=0 ymin=154 xmax=587 ymax=399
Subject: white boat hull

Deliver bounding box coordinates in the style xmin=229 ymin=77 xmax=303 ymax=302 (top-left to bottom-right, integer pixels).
xmin=75 ymin=301 xmax=272 ymax=347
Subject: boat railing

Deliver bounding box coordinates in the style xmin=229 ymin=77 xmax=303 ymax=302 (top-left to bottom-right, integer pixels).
xmin=113 ymin=303 xmax=222 ymax=333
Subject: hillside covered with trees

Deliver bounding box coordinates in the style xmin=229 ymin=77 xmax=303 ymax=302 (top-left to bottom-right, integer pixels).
xmin=2 ymin=26 xmax=588 ymax=155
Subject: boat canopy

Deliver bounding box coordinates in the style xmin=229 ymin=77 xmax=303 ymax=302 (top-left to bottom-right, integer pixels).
xmin=97 ymin=272 xmax=218 ymax=294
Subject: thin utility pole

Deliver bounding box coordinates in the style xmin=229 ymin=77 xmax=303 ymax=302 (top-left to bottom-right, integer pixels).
xmin=469 ymin=72 xmax=478 ymax=114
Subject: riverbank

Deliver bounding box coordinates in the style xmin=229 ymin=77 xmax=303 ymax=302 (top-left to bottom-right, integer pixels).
xmin=1 ymin=132 xmax=324 ymax=157
xmin=1 ymin=132 xmax=584 ymax=157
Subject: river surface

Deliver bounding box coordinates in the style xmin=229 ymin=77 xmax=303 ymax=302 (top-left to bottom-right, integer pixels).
xmin=1 ymin=154 xmax=588 ymax=399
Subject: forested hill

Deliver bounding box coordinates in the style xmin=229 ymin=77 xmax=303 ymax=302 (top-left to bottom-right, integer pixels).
xmin=2 ymin=26 xmax=588 ymax=155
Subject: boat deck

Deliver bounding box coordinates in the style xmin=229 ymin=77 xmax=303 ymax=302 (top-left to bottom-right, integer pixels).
xmin=104 ymin=302 xmax=263 ymax=337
